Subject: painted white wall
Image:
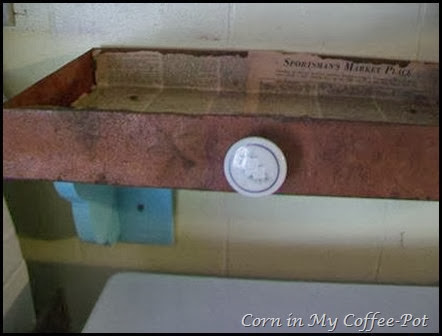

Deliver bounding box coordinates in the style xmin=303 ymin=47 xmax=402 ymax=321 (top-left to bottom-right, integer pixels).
xmin=3 ymin=197 xmax=35 ymax=332
xmin=3 ymin=3 xmax=439 ymax=97
xmin=3 ymin=3 xmax=439 ymax=286
xmin=3 ymin=198 xmax=27 ymax=315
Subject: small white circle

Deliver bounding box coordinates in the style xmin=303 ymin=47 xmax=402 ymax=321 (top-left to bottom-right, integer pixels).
xmin=224 ymin=137 xmax=287 ymax=197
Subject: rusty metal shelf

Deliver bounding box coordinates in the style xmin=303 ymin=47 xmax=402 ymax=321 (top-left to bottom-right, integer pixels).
xmin=3 ymin=48 xmax=439 ymax=200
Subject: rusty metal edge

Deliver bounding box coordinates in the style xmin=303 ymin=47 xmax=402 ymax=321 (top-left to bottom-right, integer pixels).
xmin=3 ymin=49 xmax=95 ymax=108
xmin=3 ymin=108 xmax=439 ymax=200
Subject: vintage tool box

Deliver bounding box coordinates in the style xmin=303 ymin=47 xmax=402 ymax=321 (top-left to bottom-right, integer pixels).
xmin=3 ymin=48 xmax=439 ymax=200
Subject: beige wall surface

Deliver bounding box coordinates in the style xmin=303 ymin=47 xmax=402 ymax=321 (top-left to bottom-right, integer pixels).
xmin=3 ymin=198 xmax=29 ymax=316
xmin=3 ymin=197 xmax=35 ymax=332
xmin=3 ymin=3 xmax=439 ymax=97
xmin=3 ymin=3 xmax=439 ymax=330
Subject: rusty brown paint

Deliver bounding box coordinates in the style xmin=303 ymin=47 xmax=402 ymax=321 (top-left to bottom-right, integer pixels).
xmin=4 ymin=50 xmax=95 ymax=108
xmin=94 ymin=47 xmax=249 ymax=58
xmin=2 ymin=47 xmax=439 ymax=200
xmin=3 ymin=109 xmax=439 ymax=200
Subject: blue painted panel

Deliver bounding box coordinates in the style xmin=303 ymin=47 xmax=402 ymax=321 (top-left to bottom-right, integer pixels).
xmin=53 ymin=182 xmax=173 ymax=245
xmin=70 ymin=202 xmax=96 ymax=243
xmin=117 ymin=187 xmax=174 ymax=245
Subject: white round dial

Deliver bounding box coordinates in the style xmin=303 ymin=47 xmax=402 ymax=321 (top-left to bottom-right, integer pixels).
xmin=224 ymin=137 xmax=287 ymax=197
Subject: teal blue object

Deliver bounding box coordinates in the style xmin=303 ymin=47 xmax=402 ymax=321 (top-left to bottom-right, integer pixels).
xmin=117 ymin=187 xmax=173 ymax=244
xmin=54 ymin=182 xmax=173 ymax=245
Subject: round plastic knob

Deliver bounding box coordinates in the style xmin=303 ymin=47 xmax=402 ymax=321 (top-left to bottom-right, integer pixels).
xmin=223 ymin=137 xmax=287 ymax=197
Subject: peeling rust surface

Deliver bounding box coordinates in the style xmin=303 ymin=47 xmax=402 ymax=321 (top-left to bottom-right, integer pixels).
xmin=4 ymin=50 xmax=95 ymax=108
xmin=2 ymin=48 xmax=439 ymax=200
xmin=3 ymin=109 xmax=439 ymax=200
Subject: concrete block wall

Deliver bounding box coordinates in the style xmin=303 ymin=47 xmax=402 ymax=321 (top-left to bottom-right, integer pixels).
xmin=3 ymin=3 xmax=439 ymax=331
xmin=3 ymin=0 xmax=439 ymax=284
xmin=3 ymin=3 xmax=438 ymax=97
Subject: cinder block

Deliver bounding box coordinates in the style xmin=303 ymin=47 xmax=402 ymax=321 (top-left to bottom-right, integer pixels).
xmin=417 ymin=3 xmax=439 ymax=62
xmin=226 ymin=195 xmax=386 ymax=281
xmin=156 ymin=3 xmax=229 ymax=47
xmin=230 ymin=3 xmax=420 ymax=60
xmin=12 ymin=3 xmax=230 ymax=48
xmin=375 ymin=199 xmax=439 ymax=284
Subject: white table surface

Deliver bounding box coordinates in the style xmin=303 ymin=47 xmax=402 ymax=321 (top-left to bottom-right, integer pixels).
xmin=83 ymin=272 xmax=438 ymax=333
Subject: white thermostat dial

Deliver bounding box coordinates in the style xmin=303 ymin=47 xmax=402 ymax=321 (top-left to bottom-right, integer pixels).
xmin=224 ymin=137 xmax=287 ymax=197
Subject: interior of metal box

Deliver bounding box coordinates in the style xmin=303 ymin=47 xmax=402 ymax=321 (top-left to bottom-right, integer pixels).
xmin=5 ymin=48 xmax=439 ymax=126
